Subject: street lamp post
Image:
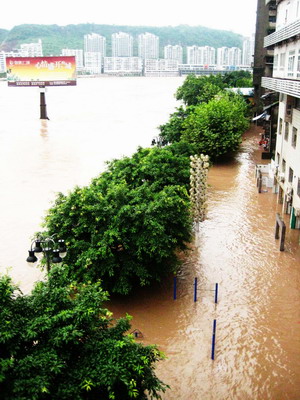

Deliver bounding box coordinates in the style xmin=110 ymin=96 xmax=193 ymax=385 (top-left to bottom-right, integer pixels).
xmin=26 ymin=235 xmax=67 ymax=272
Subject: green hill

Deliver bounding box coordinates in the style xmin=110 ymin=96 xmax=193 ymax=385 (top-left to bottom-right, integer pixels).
xmin=0 ymin=23 xmax=244 ymax=59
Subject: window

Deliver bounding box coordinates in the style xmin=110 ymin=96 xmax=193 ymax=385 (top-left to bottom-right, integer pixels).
xmin=292 ymin=127 xmax=297 ymax=148
xmin=277 ymin=152 xmax=280 ymax=165
xmin=280 ymin=53 xmax=286 ymax=70
xmin=297 ymin=51 xmax=300 ymax=77
xmin=288 ymin=51 xmax=295 ymax=77
xmin=296 ymin=98 xmax=300 ymax=110
xmin=282 ymin=159 xmax=286 ymax=173
xmin=288 ymin=167 xmax=294 ymax=183
xmin=274 ymin=54 xmax=278 ymax=70
xmin=279 ymin=118 xmax=283 ymax=134
xmin=284 ymin=122 xmax=289 ymax=140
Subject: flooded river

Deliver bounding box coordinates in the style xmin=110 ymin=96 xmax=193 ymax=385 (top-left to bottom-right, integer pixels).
xmin=0 ymin=78 xmax=300 ymax=399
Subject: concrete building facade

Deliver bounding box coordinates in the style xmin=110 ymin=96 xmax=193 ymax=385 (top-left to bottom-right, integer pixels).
xmin=262 ymin=0 xmax=300 ymax=229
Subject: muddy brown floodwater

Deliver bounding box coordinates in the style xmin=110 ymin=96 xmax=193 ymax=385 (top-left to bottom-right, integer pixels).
xmin=108 ymin=124 xmax=300 ymax=400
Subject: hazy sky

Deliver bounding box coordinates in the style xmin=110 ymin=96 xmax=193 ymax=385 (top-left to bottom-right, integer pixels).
xmin=1 ymin=0 xmax=257 ymax=37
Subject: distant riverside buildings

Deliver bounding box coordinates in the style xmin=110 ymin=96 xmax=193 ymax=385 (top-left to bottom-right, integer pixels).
xmin=0 ymin=33 xmax=254 ymax=75
xmin=164 ymin=45 xmax=183 ymax=64
xmin=112 ymin=32 xmax=133 ymax=57
xmin=187 ymin=46 xmax=216 ymax=65
xmin=104 ymin=57 xmax=142 ymax=75
xmin=138 ymin=33 xmax=159 ymax=59
xmin=83 ymin=33 xmax=106 ymax=74
xmin=20 ymin=39 xmax=43 ymax=57
xmin=61 ymin=49 xmax=84 ymax=72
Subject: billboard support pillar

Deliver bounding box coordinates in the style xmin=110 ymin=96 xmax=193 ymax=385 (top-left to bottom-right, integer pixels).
xmin=40 ymin=86 xmax=49 ymax=120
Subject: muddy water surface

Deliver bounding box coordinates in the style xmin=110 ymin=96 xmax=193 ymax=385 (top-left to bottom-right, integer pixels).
xmin=109 ymin=126 xmax=300 ymax=400
xmin=0 ymin=78 xmax=299 ymax=399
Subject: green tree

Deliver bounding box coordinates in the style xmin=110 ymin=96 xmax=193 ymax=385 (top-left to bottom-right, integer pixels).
xmin=180 ymin=92 xmax=250 ymax=159
xmin=0 ymin=270 xmax=168 ymax=400
xmin=222 ymin=70 xmax=253 ymax=87
xmin=175 ymin=74 xmax=225 ymax=106
xmin=43 ymin=147 xmax=193 ymax=295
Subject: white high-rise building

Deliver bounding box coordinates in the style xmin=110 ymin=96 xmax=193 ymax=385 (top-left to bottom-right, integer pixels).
xmin=217 ymin=47 xmax=229 ymax=67
xmin=112 ymin=32 xmax=133 ymax=57
xmin=187 ymin=46 xmax=216 ymax=65
xmin=262 ymin=0 xmax=300 ymax=229
xmin=84 ymin=33 xmax=106 ymax=55
xmin=164 ymin=45 xmax=183 ymax=64
xmin=0 ymin=52 xmax=6 ymax=73
xmin=20 ymin=39 xmax=43 ymax=57
xmin=61 ymin=49 xmax=84 ymax=71
xmin=138 ymin=33 xmax=159 ymax=59
xmin=228 ymin=47 xmax=242 ymax=67
xmin=242 ymin=35 xmax=255 ymax=66
xmin=84 ymin=33 xmax=106 ymax=74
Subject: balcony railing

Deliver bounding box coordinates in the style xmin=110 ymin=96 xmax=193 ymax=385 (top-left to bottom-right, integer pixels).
xmin=262 ymin=77 xmax=300 ymax=97
xmin=264 ymin=19 xmax=300 ymax=47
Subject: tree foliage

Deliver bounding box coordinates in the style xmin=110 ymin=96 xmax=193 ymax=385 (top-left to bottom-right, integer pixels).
xmin=181 ymin=92 xmax=249 ymax=159
xmin=0 ymin=271 xmax=168 ymax=400
xmin=43 ymin=146 xmax=193 ymax=295
xmin=175 ymin=74 xmax=225 ymax=106
xmin=158 ymin=73 xmax=251 ymax=160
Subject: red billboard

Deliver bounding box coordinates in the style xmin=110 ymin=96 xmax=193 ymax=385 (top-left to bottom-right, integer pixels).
xmin=6 ymin=56 xmax=77 ymax=87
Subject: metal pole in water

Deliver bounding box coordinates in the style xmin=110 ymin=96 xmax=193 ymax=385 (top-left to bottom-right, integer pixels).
xmin=39 ymin=86 xmax=49 ymax=120
xmin=173 ymin=276 xmax=177 ymax=300
xmin=214 ymin=283 xmax=219 ymax=304
xmin=194 ymin=277 xmax=197 ymax=302
xmin=211 ymin=319 xmax=217 ymax=360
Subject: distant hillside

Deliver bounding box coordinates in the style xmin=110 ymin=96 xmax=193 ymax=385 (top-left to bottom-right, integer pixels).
xmin=0 ymin=23 xmax=244 ymax=59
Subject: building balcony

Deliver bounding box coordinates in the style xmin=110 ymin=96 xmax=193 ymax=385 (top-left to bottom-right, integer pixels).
xmin=264 ymin=19 xmax=300 ymax=47
xmin=262 ymin=77 xmax=300 ymax=97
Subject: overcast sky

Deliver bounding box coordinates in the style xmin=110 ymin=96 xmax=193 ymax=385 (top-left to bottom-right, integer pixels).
xmin=1 ymin=0 xmax=257 ymax=37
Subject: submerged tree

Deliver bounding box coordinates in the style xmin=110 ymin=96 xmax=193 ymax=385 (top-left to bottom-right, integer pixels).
xmin=0 ymin=270 xmax=168 ymax=400
xmin=42 ymin=146 xmax=193 ymax=295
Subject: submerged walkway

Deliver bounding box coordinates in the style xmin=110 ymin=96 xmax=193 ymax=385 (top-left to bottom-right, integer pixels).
xmin=109 ymin=124 xmax=300 ymax=400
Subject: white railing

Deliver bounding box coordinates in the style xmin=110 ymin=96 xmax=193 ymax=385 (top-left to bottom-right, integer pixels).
xmin=264 ymin=19 xmax=300 ymax=47
xmin=262 ymin=77 xmax=300 ymax=97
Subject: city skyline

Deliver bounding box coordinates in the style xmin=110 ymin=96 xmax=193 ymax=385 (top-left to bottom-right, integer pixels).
xmin=0 ymin=0 xmax=257 ymax=37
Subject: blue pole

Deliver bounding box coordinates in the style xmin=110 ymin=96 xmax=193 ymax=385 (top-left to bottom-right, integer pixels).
xmin=194 ymin=277 xmax=197 ymax=302
xmin=214 ymin=283 xmax=219 ymax=304
xmin=211 ymin=333 xmax=216 ymax=360
xmin=173 ymin=276 xmax=177 ymax=300
xmin=211 ymin=319 xmax=217 ymax=360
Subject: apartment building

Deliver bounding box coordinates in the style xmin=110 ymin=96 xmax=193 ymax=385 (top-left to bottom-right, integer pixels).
xmin=262 ymin=0 xmax=300 ymax=228
xmin=61 ymin=49 xmax=84 ymax=72
xmin=242 ymin=35 xmax=255 ymax=67
xmin=84 ymin=33 xmax=106 ymax=74
xmin=164 ymin=45 xmax=183 ymax=64
xmin=138 ymin=33 xmax=159 ymax=59
xmin=20 ymin=39 xmax=43 ymax=57
xmin=144 ymin=59 xmax=179 ymax=76
xmin=103 ymin=57 xmax=142 ymax=75
xmin=112 ymin=32 xmax=133 ymax=57
xmin=187 ymin=46 xmax=216 ymax=65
